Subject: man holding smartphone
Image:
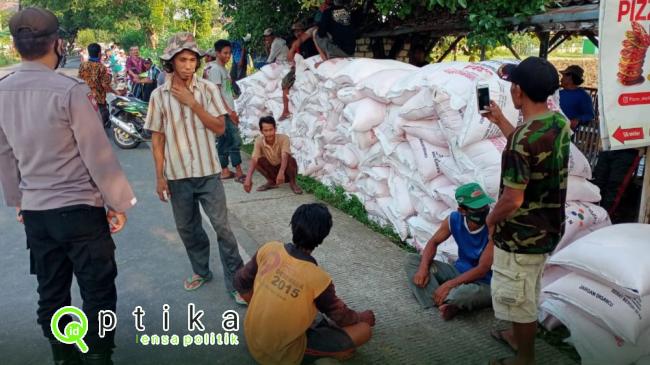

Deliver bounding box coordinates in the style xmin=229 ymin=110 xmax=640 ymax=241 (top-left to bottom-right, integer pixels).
xmin=144 ymin=33 xmax=246 ymax=304
xmin=484 ymin=57 xmax=570 ymax=365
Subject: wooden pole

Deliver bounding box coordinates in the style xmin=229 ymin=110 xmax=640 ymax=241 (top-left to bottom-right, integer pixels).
xmin=538 ymin=31 xmax=550 ymax=59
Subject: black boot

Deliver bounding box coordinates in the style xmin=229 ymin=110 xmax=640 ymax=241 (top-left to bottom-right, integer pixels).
xmin=81 ymin=351 xmax=113 ymax=365
xmin=50 ymin=341 xmax=82 ymax=365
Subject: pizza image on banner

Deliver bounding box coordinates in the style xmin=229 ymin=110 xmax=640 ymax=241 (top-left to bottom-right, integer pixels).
xmin=599 ymin=0 xmax=650 ymax=150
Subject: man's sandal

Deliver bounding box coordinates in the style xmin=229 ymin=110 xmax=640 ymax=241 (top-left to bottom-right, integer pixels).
xmin=184 ymin=274 xmax=212 ymax=291
xmin=256 ymin=183 xmax=278 ymax=192
xmin=235 ymin=176 xmax=246 ymax=184
xmin=290 ymin=185 xmax=303 ymax=195
xmin=490 ymin=329 xmax=518 ymax=352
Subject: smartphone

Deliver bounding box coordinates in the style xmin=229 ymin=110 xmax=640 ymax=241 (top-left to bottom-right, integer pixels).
xmin=477 ymin=83 xmax=490 ymax=114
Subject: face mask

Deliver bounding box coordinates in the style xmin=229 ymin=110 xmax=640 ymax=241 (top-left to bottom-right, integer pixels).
xmin=465 ymin=207 xmax=489 ymax=226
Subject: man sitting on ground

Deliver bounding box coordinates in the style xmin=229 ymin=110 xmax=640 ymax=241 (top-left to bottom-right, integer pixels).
xmin=234 ymin=203 xmax=375 ymax=364
xmin=314 ymin=0 xmax=356 ymax=65
xmin=279 ymin=21 xmax=321 ymax=120
xmin=243 ymin=116 xmax=303 ymax=194
xmin=405 ymin=183 xmax=494 ymax=320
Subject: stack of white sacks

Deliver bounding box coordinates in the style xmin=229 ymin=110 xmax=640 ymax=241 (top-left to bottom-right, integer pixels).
xmin=237 ymin=55 xmax=650 ymax=363
xmin=539 ymin=224 xmax=650 ymax=365
xmin=236 ymin=55 xmax=609 ymax=262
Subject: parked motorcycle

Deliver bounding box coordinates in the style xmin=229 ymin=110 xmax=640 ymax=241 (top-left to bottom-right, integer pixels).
xmin=109 ymin=95 xmax=150 ymax=149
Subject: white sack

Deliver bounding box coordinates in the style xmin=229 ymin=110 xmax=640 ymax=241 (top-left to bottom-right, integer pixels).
xmin=343 ymin=98 xmax=386 ymax=132
xmin=331 ymin=58 xmax=417 ymax=86
xmin=336 ymin=87 xmax=364 ymax=104
xmin=569 ymin=142 xmax=593 ymax=179
xmin=555 ymin=201 xmax=611 ymax=254
xmin=544 ymin=272 xmax=650 ymax=344
xmin=407 ymin=136 xmax=449 ymax=181
xmin=388 ymin=170 xmax=416 ymax=219
xmin=548 ymin=224 xmax=650 ymax=297
xmin=399 ymin=88 xmax=438 ymax=121
xmin=541 ymin=298 xmax=650 ymax=365
xmin=567 ymin=176 xmax=601 ymax=203
xmin=357 ymin=69 xmax=414 ymax=103
xmin=399 ymin=120 xmax=448 ymax=147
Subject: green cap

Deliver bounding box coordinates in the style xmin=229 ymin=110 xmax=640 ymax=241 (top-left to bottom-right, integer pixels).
xmin=455 ymin=183 xmax=494 ymax=209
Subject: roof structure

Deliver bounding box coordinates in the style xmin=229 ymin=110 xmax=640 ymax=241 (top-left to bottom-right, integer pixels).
xmin=360 ymin=0 xmax=600 ymax=38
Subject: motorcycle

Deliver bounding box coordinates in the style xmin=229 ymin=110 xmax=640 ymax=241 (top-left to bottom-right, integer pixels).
xmin=109 ymin=95 xmax=151 ymax=149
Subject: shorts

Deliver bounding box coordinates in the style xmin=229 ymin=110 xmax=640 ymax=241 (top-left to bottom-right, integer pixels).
xmin=314 ymin=34 xmax=352 ymax=59
xmin=491 ymin=246 xmax=547 ymax=323
xmin=282 ymin=67 xmax=296 ymax=90
xmin=302 ymin=317 xmax=355 ymax=363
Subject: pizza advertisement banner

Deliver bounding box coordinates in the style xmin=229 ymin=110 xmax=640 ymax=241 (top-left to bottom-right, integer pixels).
xmin=599 ymin=0 xmax=650 ymax=150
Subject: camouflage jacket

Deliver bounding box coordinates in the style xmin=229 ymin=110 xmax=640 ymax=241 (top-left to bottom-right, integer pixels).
xmin=494 ymin=111 xmax=571 ymax=254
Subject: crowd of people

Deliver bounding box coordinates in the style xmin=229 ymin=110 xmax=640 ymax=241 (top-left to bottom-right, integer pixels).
xmin=0 ymin=3 xmax=627 ymax=365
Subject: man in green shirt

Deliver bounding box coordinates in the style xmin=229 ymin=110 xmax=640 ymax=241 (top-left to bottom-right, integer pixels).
xmin=484 ymin=57 xmax=570 ymax=365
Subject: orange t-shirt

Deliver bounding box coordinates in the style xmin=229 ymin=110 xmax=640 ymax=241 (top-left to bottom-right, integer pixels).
xmin=244 ymin=241 xmax=332 ymax=365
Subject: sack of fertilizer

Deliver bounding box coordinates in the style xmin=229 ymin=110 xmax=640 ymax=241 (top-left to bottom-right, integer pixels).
xmin=374 ymin=106 xmax=406 ymax=155
xmin=409 ymin=185 xmax=453 ymax=223
xmin=567 ymin=176 xmax=601 ymax=203
xmin=387 ymin=170 xmax=416 ymax=219
xmin=555 ymin=201 xmax=611 ymax=254
xmin=541 ymin=298 xmax=650 ymax=365
xmin=399 ymin=120 xmax=449 ymax=148
xmin=544 ymin=272 xmax=650 ymax=344
xmin=406 ymin=135 xmax=449 ymax=181
xmin=548 ymin=224 xmax=650 ymax=297
xmin=419 ymin=63 xmax=519 ymax=147
xmin=440 ymin=138 xmax=506 ymax=198
xmin=377 ymin=197 xmax=409 ymax=240
xmin=569 ymin=142 xmax=593 ymax=179
xmin=330 ymin=58 xmax=417 ymax=86
xmin=407 ymin=216 xmax=440 ymax=245
xmin=386 ymin=62 xmax=460 ymax=105
xmin=399 ymin=88 xmax=439 ymax=121
xmin=357 ymin=69 xmax=414 ymax=103
xmin=343 ymin=98 xmax=386 ymax=132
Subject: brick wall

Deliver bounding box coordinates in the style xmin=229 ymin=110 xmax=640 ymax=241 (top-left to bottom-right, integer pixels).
xmin=355 ymin=37 xmax=411 ymax=62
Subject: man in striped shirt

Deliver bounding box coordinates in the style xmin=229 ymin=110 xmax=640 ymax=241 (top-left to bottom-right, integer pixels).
xmin=144 ymin=33 xmax=247 ymax=304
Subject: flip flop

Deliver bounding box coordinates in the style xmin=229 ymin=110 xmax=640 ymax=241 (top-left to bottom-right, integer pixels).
xmin=235 ymin=176 xmax=246 ymax=184
xmin=490 ymin=329 xmax=518 ymax=353
xmin=221 ymin=174 xmax=235 ymax=180
xmin=256 ymin=183 xmax=278 ymax=192
xmin=184 ymin=273 xmax=212 ymax=291
xmin=290 ymin=185 xmax=303 ymax=195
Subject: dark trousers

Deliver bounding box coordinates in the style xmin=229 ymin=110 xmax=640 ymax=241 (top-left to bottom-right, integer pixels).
xmin=167 ymin=175 xmax=244 ymax=292
xmin=98 ymin=103 xmax=110 ymax=129
xmin=217 ymin=116 xmax=243 ymax=169
xmin=22 ymin=205 xmax=117 ymax=354
xmin=256 ymin=156 xmax=298 ymax=183
xmin=592 ymin=149 xmax=639 ymax=212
